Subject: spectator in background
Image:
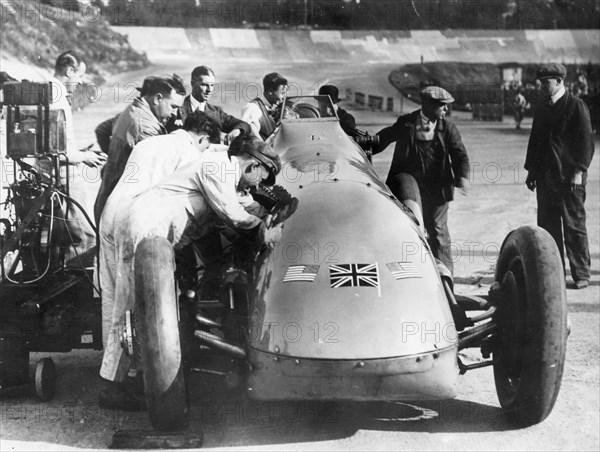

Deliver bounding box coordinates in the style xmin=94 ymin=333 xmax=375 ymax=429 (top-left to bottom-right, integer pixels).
xmin=513 ymin=88 xmax=527 ymax=129
xmin=525 ymin=63 xmax=595 ymax=290
xmin=573 ymin=70 xmax=589 ymax=97
xmin=93 ymin=75 xmax=186 ymax=223
xmin=241 ymin=72 xmax=288 ymax=140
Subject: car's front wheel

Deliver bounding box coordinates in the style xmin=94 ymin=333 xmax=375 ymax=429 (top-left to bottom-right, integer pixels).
xmin=135 ymin=236 xmax=189 ymax=431
xmin=493 ymin=225 xmax=568 ymax=426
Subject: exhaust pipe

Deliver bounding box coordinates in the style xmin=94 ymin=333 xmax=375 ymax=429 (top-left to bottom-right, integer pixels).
xmin=194 ymin=330 xmax=246 ymax=359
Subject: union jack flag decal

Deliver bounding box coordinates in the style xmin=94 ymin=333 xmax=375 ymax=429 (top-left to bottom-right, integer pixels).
xmin=329 ymin=263 xmax=380 ymax=289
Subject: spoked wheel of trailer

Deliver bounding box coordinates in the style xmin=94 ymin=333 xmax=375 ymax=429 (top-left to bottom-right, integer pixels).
xmin=492 ymin=225 xmax=568 ymax=426
xmin=135 ymin=236 xmax=189 ymax=431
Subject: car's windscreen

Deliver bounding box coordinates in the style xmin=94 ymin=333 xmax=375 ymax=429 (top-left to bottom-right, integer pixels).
xmin=280 ymin=96 xmax=338 ymax=120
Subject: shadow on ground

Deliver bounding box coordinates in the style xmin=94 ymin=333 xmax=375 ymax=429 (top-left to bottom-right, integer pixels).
xmin=0 ymin=355 xmax=516 ymax=450
xmin=185 ymin=372 xmax=511 ymax=449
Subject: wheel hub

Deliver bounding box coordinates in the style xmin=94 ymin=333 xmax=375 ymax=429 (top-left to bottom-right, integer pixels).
xmin=496 ymin=270 xmax=523 ymax=380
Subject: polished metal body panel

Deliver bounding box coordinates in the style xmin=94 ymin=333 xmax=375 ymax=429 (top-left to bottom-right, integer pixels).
xmin=248 ymin=108 xmax=457 ymax=367
xmin=247 ymin=345 xmax=458 ymax=401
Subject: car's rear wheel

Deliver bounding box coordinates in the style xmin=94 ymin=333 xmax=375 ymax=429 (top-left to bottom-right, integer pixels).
xmin=493 ymin=226 xmax=567 ymax=426
xmin=135 ymin=236 xmax=189 ymax=431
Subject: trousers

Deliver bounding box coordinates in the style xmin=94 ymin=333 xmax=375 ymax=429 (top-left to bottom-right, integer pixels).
xmin=387 ymin=173 xmax=454 ymax=273
xmin=536 ymin=177 xmax=590 ymax=282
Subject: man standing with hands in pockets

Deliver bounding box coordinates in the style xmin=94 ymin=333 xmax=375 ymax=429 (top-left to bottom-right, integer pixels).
xmin=525 ymin=63 xmax=595 ymax=289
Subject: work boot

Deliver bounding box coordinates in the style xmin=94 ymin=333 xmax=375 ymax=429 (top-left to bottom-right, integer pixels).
xmin=98 ymin=377 xmax=146 ymax=411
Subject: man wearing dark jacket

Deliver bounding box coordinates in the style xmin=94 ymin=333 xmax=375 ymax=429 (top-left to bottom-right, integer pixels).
xmin=168 ymin=65 xmax=250 ymax=142
xmin=373 ymin=86 xmax=470 ymax=273
xmin=318 ymin=84 xmax=358 ymax=137
xmin=525 ymin=63 xmax=595 ymax=289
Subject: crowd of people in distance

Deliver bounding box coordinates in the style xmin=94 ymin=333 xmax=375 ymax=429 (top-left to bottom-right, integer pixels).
xmin=504 ymin=68 xmax=599 ymax=134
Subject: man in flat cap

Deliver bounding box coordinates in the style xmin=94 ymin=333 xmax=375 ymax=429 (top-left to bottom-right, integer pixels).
xmin=525 ymin=63 xmax=594 ymax=289
xmin=373 ymin=86 xmax=470 ymax=274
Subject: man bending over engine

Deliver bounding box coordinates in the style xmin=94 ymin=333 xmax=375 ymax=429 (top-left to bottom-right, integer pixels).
xmin=98 ymin=136 xmax=281 ymax=410
xmin=98 ymin=111 xmax=220 ymax=351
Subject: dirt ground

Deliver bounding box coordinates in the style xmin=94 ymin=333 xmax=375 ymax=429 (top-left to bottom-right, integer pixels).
xmin=0 ymin=59 xmax=598 ymax=451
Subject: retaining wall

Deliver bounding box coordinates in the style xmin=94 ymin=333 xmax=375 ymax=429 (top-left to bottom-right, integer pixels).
xmin=114 ymin=27 xmax=600 ymax=65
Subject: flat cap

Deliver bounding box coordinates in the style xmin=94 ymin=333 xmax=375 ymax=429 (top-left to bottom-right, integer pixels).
xmin=231 ymin=136 xmax=282 ymax=186
xmin=249 ymin=142 xmax=281 ymax=186
xmin=420 ymin=86 xmax=455 ymax=104
xmin=537 ymin=63 xmax=567 ymax=79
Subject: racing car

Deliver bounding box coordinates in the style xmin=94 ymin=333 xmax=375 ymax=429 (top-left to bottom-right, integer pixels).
xmin=132 ymin=95 xmax=568 ymax=435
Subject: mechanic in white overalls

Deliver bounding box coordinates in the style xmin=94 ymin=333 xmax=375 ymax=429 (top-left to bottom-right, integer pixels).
xmin=98 ymin=111 xmax=221 ymax=351
xmin=98 ymin=135 xmax=281 ymax=410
